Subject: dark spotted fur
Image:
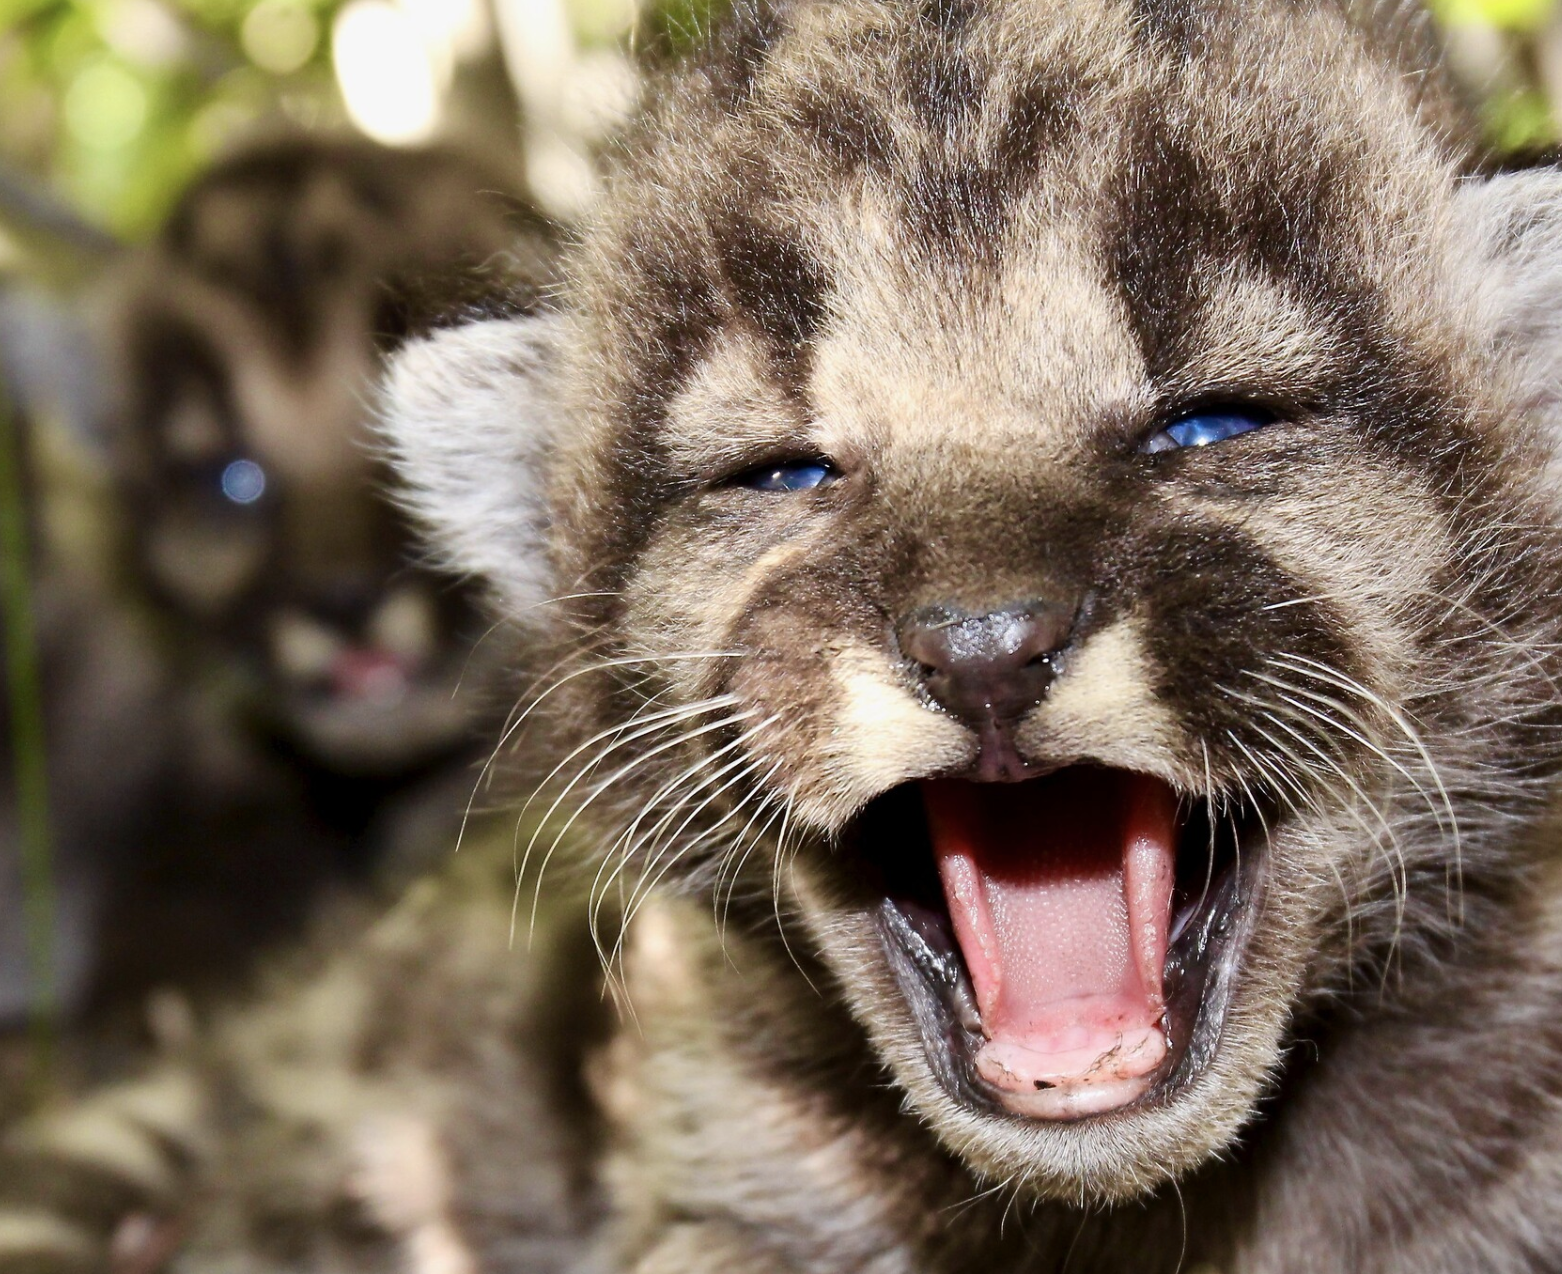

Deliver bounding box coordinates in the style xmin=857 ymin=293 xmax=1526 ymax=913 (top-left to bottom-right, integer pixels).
xmin=11 ymin=2 xmax=1562 ymax=1271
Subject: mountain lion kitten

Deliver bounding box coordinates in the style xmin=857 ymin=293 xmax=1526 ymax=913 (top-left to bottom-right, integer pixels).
xmin=82 ymin=140 xmax=556 ymax=1005
xmin=11 ymin=0 xmax=1562 ymax=1270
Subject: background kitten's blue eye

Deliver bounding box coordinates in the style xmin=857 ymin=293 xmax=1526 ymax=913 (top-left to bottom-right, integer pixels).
xmin=1142 ymin=410 xmax=1272 ymax=454
xmin=739 ymin=460 xmax=837 ymax=492
xmin=221 ymin=458 xmax=267 ymax=504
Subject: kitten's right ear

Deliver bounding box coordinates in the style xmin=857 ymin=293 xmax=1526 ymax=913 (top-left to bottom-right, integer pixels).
xmin=379 ymin=314 xmax=564 ymax=624
xmin=1451 ymin=169 xmax=1562 ymax=451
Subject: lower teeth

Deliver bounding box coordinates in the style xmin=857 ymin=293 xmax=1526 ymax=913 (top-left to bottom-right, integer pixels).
xmin=885 ymin=902 xmax=983 ymax=1032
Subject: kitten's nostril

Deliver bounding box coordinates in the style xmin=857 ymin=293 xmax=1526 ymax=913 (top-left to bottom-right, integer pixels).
xmin=898 ymin=599 xmax=1078 ymax=726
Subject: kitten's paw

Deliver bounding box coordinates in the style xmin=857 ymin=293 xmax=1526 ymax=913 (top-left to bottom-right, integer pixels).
xmin=0 ymin=1068 xmax=205 ymax=1274
xmin=347 ymin=1113 xmax=476 ymax=1274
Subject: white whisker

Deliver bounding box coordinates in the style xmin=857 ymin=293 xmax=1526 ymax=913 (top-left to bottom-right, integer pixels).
xmin=513 ymin=708 xmax=754 ymax=947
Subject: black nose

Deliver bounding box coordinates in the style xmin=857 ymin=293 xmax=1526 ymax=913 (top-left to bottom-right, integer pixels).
xmin=899 ymin=600 xmax=1077 ymax=726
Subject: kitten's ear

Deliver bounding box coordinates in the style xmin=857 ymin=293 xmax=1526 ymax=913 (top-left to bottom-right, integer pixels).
xmin=379 ymin=314 xmax=564 ymax=623
xmin=1452 ymin=169 xmax=1562 ymax=433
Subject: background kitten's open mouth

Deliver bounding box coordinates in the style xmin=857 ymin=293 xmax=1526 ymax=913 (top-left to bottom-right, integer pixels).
xmin=846 ymin=767 xmax=1263 ymax=1122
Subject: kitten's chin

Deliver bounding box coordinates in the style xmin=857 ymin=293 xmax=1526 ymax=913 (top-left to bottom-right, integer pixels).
xmin=273 ymin=675 xmax=474 ymax=776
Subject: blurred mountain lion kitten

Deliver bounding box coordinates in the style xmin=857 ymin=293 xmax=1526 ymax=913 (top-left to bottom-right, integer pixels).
xmin=4 ymin=140 xmax=555 ymax=1062
xmin=109 ymin=137 xmax=553 ymax=794
xmin=78 ymin=139 xmax=558 ymax=1005
xmin=14 ymin=0 xmax=1562 ymax=1270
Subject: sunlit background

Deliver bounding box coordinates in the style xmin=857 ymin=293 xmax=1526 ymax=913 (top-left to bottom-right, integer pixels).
xmin=1436 ymin=0 xmax=1562 ymax=147
xmin=0 ymin=0 xmax=1550 ymax=257
xmin=0 ymin=0 xmax=653 ymax=244
xmin=0 ymin=0 xmax=1551 ymax=252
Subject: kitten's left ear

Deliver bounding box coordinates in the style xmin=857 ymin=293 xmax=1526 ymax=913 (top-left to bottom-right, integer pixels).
xmin=378 ymin=313 xmax=566 ymax=624
xmin=1451 ymin=169 xmax=1562 ymax=432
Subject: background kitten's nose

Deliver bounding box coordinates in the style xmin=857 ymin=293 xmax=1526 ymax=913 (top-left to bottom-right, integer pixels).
xmin=899 ymin=600 xmax=1077 ymax=726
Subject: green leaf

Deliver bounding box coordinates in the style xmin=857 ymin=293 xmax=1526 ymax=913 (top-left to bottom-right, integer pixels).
xmin=1432 ymin=0 xmax=1556 ymax=31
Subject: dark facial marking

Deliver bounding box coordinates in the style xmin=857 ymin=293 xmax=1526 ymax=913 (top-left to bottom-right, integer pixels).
xmin=920 ymin=0 xmax=980 ymax=36
xmin=903 ymin=159 xmax=1012 ymax=254
xmin=900 ymin=72 xmax=1081 ymax=248
xmin=903 ymin=37 xmax=982 ymax=136
xmin=714 ymin=210 xmax=829 ymax=359
xmin=582 ymin=227 xmax=726 ymax=610
xmin=166 ymin=152 xmax=342 ymax=361
xmin=785 ymin=82 xmax=898 ymax=170
xmin=1116 ymin=523 xmax=1359 ymax=775
xmin=1131 ymin=0 xmax=1211 ymax=53
xmin=129 ymin=320 xmax=241 ymax=464
xmin=1106 ymin=91 xmax=1372 ymax=380
xmin=619 ymin=228 xmax=726 ymax=440
xmin=596 ymin=182 xmax=833 ymax=587
xmin=992 ymin=76 xmax=1081 ymax=187
xmin=707 ymin=0 xmax=787 ymax=110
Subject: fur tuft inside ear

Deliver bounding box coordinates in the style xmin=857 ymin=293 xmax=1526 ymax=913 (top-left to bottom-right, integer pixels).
xmin=378 ymin=315 xmax=562 ymax=622
xmin=1453 ymin=169 xmax=1562 ymax=453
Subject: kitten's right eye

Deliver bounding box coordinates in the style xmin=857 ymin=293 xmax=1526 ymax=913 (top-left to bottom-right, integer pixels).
xmin=732 ymin=459 xmax=839 ymax=492
xmin=219 ymin=458 xmax=268 ymax=505
xmin=1140 ymin=408 xmax=1274 ymax=455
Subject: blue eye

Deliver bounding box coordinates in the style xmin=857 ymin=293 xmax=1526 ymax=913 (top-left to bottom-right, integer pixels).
xmin=220 ymin=458 xmax=267 ymax=504
xmin=1142 ymin=410 xmax=1272 ymax=454
xmin=738 ymin=460 xmax=838 ymax=492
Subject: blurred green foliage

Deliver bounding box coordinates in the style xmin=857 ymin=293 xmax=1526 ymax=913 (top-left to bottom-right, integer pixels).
xmin=0 ymin=0 xmax=348 ymax=239
xmin=1434 ymin=0 xmax=1554 ymax=30
xmin=1426 ymin=0 xmax=1559 ymax=150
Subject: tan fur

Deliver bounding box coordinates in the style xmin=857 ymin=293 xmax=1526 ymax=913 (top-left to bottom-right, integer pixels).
xmin=19 ymin=3 xmax=1562 ymax=1272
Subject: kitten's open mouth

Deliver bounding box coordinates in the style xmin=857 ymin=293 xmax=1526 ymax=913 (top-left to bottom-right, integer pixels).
xmin=274 ymin=657 xmax=474 ymax=775
xmin=846 ymin=767 xmax=1264 ymax=1122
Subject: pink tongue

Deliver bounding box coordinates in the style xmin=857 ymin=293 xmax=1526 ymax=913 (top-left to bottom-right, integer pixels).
xmin=924 ymin=770 xmax=1178 ymax=1118
xmin=331 ymin=648 xmax=410 ymax=703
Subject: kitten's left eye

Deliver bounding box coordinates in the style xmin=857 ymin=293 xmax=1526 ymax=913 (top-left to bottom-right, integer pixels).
xmin=735 ymin=459 xmax=839 ymax=492
xmin=1142 ymin=410 xmax=1273 ymax=454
